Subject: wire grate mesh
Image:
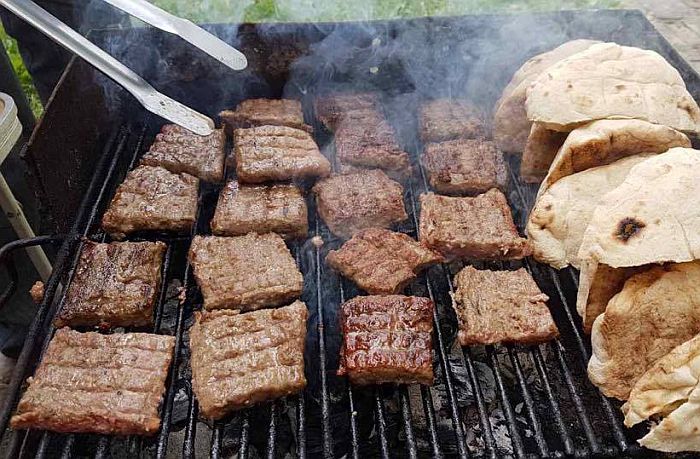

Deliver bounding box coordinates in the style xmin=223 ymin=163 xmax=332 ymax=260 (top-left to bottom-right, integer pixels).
xmin=2 ymin=101 xmax=650 ymax=459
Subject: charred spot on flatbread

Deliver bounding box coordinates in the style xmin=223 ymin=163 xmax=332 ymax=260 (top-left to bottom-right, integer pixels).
xmin=615 ymin=217 xmax=646 ymax=242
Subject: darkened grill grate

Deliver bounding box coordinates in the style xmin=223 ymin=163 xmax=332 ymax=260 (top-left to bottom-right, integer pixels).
xmin=1 ymin=9 xmax=699 ymax=459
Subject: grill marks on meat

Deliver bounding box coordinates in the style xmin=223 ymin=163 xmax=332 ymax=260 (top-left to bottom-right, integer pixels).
xmin=338 ymin=295 xmax=434 ymax=385
xmin=10 ymin=329 xmax=174 ymax=435
xmin=220 ymin=98 xmax=311 ymax=135
xmin=211 ymin=181 xmax=308 ymax=240
xmin=312 ymin=169 xmax=408 ymax=239
xmin=419 ymin=189 xmax=531 ymax=260
xmin=419 ymin=99 xmax=488 ymax=143
xmin=422 ymin=139 xmax=507 ymax=195
xmin=452 ymin=266 xmax=559 ymax=345
xmin=140 ymin=124 xmax=225 ymax=183
xmin=101 ymin=165 xmax=198 ymax=238
xmin=314 ymin=93 xmax=379 ymax=131
xmin=326 ymin=229 xmax=443 ymax=294
xmin=334 ymin=109 xmax=412 ymax=180
xmin=189 ymin=233 xmax=303 ymax=311
xmin=55 ymin=240 xmax=166 ymax=328
xmin=234 ymin=125 xmax=331 ymax=183
xmin=190 ymin=301 xmax=307 ymax=420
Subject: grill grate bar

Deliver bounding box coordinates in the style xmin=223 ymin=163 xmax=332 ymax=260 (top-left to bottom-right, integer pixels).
xmin=296 ymin=393 xmax=306 ymax=458
xmin=551 ymin=341 xmax=599 ymax=454
xmin=374 ymin=389 xmax=391 ymax=459
xmin=461 ymin=348 xmax=497 ymax=458
xmin=153 ymin=244 xmax=175 ymax=331
xmin=398 ymin=386 xmax=419 ymax=459
xmin=531 ymin=347 xmax=574 ymax=455
xmin=60 ymin=434 xmax=75 ymax=459
xmin=182 ymin=398 xmax=199 ymax=458
xmin=486 ymin=347 xmax=526 ymax=458
xmin=312 ymin=216 xmax=334 ymax=458
xmin=419 ymin=386 xmax=443 ymax=458
xmin=210 ymin=421 xmax=222 ymax=458
xmin=267 ymin=402 xmax=278 ymax=459
xmin=346 ymin=383 xmax=361 ymax=459
xmin=34 ymin=431 xmax=50 ymax=458
xmin=507 ymin=347 xmax=549 ymax=457
xmin=239 ymin=412 xmax=250 ymax=459
xmin=94 ymin=436 xmax=110 ymax=458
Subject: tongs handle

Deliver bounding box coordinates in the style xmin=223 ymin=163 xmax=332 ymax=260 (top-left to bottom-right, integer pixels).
xmin=101 ymin=0 xmax=247 ymax=71
xmin=0 ymin=0 xmax=215 ymax=135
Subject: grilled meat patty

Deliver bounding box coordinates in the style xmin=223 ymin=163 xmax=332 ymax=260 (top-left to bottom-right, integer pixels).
xmin=419 ymin=189 xmax=531 ymax=260
xmin=334 ymin=109 xmax=412 ymax=180
xmin=452 ymin=266 xmax=559 ymax=345
xmin=189 ymin=233 xmax=303 ymax=311
xmin=211 ymin=181 xmax=308 ymax=240
xmin=190 ymin=301 xmax=308 ymax=420
xmin=220 ymin=98 xmax=311 ymax=135
xmin=312 ymin=169 xmax=408 ymax=239
xmin=338 ymin=295 xmax=434 ymax=385
xmin=140 ymin=124 xmax=225 ymax=183
xmin=233 ymin=125 xmax=331 ymax=183
xmin=10 ymin=329 xmax=174 ymax=435
xmin=101 ymin=165 xmax=198 ymax=239
xmin=419 ymin=99 xmax=487 ymax=143
xmin=314 ymin=92 xmax=379 ymax=131
xmin=326 ymin=229 xmax=443 ymax=294
xmin=55 ymin=240 xmax=166 ymax=328
xmin=422 ymin=139 xmax=507 ymax=195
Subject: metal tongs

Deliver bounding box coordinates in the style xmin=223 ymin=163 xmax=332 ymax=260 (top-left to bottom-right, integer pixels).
xmin=1 ymin=0 xmax=248 ymax=135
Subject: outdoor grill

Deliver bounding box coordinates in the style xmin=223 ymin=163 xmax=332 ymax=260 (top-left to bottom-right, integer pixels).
xmin=0 ymin=9 xmax=699 ymax=459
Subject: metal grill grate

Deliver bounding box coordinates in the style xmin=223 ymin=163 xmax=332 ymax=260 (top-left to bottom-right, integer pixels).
xmin=0 ymin=104 xmax=653 ymax=458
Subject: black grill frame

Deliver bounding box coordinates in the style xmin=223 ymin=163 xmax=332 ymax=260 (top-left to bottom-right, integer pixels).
xmin=1 ymin=9 xmax=700 ymax=459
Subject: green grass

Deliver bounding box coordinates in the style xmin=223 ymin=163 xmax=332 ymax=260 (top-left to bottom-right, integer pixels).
xmin=0 ymin=24 xmax=43 ymax=118
xmin=0 ymin=0 xmax=619 ymax=118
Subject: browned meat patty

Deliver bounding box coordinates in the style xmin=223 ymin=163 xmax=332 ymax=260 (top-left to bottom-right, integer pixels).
xmin=326 ymin=229 xmax=443 ymax=294
xmin=11 ymin=328 xmax=174 ymax=435
xmin=422 ymin=139 xmax=508 ymax=195
xmin=219 ymin=98 xmax=311 ymax=135
xmin=314 ymin=92 xmax=378 ymax=130
xmin=211 ymin=181 xmax=308 ymax=240
xmin=140 ymin=124 xmax=225 ymax=183
xmin=338 ymin=295 xmax=434 ymax=385
xmin=334 ymin=110 xmax=411 ymax=180
xmin=188 ymin=233 xmax=303 ymax=311
xmin=452 ymin=266 xmax=559 ymax=345
xmin=55 ymin=240 xmax=166 ymax=328
xmin=419 ymin=99 xmax=487 ymax=143
xmin=419 ymin=189 xmax=531 ymax=260
xmin=312 ymin=169 xmax=408 ymax=239
xmin=190 ymin=301 xmax=307 ymax=420
xmin=233 ymin=125 xmax=331 ymax=183
xmin=101 ymin=165 xmax=199 ymax=239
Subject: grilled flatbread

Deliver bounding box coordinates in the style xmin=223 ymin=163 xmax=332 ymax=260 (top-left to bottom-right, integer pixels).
xmin=537 ymin=119 xmax=690 ymax=199
xmin=623 ymin=333 xmax=700 ymax=452
xmin=520 ymin=123 xmax=567 ymax=183
xmin=493 ymin=39 xmax=600 ymax=153
xmin=526 ymin=43 xmax=700 ymax=133
xmin=527 ymin=154 xmax=651 ymax=270
xmin=576 ymin=147 xmax=700 ymax=327
xmin=588 ymin=261 xmax=700 ymax=400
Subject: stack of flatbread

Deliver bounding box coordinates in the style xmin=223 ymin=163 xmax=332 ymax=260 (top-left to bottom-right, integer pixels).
xmin=495 ymin=39 xmax=700 ymax=453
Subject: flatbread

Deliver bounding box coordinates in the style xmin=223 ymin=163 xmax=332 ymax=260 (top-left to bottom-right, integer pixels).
xmin=623 ymin=333 xmax=700 ymax=452
xmin=576 ymin=148 xmax=700 ymax=326
xmin=527 ymin=154 xmax=652 ymax=270
xmin=526 ymin=42 xmax=700 ymax=133
xmin=537 ymin=119 xmax=690 ymax=199
xmin=519 ymin=122 xmax=567 ymax=183
xmin=588 ymin=261 xmax=700 ymax=400
xmin=493 ymin=39 xmax=600 ymax=153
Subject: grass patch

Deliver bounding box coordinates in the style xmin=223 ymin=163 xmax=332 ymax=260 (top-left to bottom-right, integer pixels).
xmin=0 ymin=24 xmax=43 ymax=118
